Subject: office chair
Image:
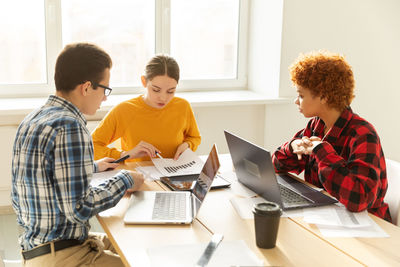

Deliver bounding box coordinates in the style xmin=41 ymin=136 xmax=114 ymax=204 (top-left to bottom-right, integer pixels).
xmin=385 ymin=159 xmax=400 ymax=226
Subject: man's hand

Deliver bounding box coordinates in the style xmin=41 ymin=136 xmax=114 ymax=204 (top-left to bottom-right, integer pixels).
xmin=95 ymin=157 xmax=119 ymax=172
xmin=174 ymin=142 xmax=189 ymax=160
xmin=126 ymin=171 xmax=145 ymax=193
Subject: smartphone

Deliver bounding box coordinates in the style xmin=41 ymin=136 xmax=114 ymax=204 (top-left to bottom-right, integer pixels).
xmin=112 ymin=155 xmax=130 ymax=163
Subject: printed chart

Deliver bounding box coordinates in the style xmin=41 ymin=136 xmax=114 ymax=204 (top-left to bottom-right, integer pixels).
xmin=151 ymin=149 xmax=204 ymax=177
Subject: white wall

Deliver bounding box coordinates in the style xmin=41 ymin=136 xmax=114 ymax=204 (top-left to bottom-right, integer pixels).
xmin=193 ymin=104 xmax=265 ymax=154
xmin=0 ymin=127 xmax=17 ymax=206
xmin=248 ymin=0 xmax=283 ymax=98
xmin=262 ymin=0 xmax=400 ymax=161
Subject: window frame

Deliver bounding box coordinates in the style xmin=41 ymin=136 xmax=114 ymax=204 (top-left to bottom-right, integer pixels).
xmin=0 ymin=0 xmax=249 ymax=98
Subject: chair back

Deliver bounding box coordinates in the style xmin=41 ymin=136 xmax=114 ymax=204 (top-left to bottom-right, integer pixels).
xmin=385 ymin=159 xmax=400 ymax=225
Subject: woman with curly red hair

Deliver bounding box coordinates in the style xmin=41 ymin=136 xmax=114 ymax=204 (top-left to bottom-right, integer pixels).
xmin=272 ymin=51 xmax=391 ymax=222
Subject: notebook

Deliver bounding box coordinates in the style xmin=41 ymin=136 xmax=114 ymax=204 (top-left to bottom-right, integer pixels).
xmin=224 ymin=131 xmax=337 ymax=210
xmin=124 ymin=144 xmax=220 ymax=224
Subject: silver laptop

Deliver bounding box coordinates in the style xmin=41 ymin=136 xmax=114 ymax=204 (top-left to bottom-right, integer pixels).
xmin=124 ymin=144 xmax=220 ymax=224
xmin=224 ymin=131 xmax=337 ymax=210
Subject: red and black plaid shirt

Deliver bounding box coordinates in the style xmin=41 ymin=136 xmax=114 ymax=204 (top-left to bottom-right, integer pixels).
xmin=272 ymin=107 xmax=391 ymax=222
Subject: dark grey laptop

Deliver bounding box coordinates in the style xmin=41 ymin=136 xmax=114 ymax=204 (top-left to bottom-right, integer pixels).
xmin=224 ymin=131 xmax=337 ymax=210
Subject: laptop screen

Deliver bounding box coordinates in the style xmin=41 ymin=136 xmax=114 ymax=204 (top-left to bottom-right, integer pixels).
xmin=224 ymin=130 xmax=283 ymax=207
xmin=192 ymin=145 xmax=220 ymax=208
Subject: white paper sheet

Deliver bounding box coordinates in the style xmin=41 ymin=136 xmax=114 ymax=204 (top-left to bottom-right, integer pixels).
xmin=218 ymin=171 xmax=237 ymax=182
xmin=317 ymin=218 xmax=389 ymax=238
xmin=90 ymin=170 xmax=121 ymax=187
xmin=147 ymin=240 xmax=264 ymax=267
xmin=230 ymin=197 xmax=304 ymax=219
xmin=304 ymin=204 xmax=389 ymax=237
xmin=151 ymin=149 xmax=204 ymax=176
xmin=304 ymin=204 xmax=371 ymax=228
xmin=229 ymin=182 xmax=258 ymax=198
xmin=135 ymin=165 xmax=164 ymax=180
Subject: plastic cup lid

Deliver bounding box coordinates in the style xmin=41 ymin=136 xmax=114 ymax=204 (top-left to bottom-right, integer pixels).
xmin=252 ymin=201 xmax=282 ymax=216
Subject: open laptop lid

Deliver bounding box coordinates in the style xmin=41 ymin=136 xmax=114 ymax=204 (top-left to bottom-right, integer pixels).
xmin=191 ymin=144 xmax=220 ymax=217
xmin=224 ymin=131 xmax=284 ymax=207
xmin=224 ymin=130 xmax=338 ymax=210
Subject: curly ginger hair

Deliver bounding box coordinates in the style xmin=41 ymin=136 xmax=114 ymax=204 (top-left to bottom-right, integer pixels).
xmin=289 ymin=51 xmax=355 ymax=111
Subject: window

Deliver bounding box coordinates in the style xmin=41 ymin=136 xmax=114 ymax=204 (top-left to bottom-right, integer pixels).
xmin=0 ymin=1 xmax=46 ymax=84
xmin=0 ymin=0 xmax=247 ymax=97
xmin=62 ymin=0 xmax=155 ymax=87
xmin=170 ymin=0 xmax=239 ymax=80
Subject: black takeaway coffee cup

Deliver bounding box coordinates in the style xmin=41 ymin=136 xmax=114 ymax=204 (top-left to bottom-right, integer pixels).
xmin=252 ymin=201 xmax=282 ymax=249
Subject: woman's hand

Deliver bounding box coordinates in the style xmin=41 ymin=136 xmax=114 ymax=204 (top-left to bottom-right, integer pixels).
xmin=95 ymin=157 xmax=119 ymax=172
xmin=291 ymin=136 xmax=322 ymax=160
xmin=123 ymin=141 xmax=161 ymax=159
xmin=174 ymin=142 xmax=189 ymax=160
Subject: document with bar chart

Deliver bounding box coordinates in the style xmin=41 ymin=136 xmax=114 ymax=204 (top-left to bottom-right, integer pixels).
xmin=151 ymin=148 xmax=204 ymax=177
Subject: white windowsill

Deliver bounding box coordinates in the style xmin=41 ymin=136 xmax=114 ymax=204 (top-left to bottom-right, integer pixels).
xmin=0 ymin=90 xmax=291 ymax=125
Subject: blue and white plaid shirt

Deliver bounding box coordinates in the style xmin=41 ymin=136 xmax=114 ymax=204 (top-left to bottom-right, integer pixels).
xmin=11 ymin=95 xmax=133 ymax=250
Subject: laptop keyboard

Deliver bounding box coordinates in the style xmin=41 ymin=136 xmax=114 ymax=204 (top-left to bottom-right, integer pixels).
xmin=152 ymin=192 xmax=187 ymax=220
xmin=279 ymin=184 xmax=311 ymax=207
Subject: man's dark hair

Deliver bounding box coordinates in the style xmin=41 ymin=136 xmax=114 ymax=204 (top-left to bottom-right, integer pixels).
xmin=54 ymin=43 xmax=112 ymax=92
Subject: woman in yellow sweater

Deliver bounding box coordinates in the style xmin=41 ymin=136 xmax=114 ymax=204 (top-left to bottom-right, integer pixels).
xmin=92 ymin=55 xmax=201 ymax=161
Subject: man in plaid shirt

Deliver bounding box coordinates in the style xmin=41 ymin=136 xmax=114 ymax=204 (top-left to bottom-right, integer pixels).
xmin=12 ymin=43 xmax=146 ymax=266
xmin=272 ymin=51 xmax=391 ymax=222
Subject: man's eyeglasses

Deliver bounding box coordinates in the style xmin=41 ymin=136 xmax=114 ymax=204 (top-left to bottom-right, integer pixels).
xmin=92 ymin=83 xmax=112 ymax=96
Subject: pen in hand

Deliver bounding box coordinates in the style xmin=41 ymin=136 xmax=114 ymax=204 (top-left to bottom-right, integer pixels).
xmin=155 ymin=151 xmax=163 ymax=159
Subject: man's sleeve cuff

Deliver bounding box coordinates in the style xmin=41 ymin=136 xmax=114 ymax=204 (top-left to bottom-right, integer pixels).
xmin=118 ymin=169 xmax=134 ymax=189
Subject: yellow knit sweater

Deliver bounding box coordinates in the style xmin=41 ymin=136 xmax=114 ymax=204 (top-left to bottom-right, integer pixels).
xmin=92 ymin=95 xmax=201 ymax=161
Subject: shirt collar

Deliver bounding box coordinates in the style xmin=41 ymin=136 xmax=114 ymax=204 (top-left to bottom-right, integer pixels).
xmin=45 ymin=95 xmax=87 ymax=126
xmin=315 ymin=107 xmax=354 ymax=143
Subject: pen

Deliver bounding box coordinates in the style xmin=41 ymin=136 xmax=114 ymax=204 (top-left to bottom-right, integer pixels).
xmin=155 ymin=151 xmax=163 ymax=159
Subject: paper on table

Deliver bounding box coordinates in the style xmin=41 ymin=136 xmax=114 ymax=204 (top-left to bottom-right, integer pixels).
xmin=304 ymin=204 xmax=389 ymax=238
xmin=230 ymin=197 xmax=304 ymax=219
xmin=151 ymin=148 xmax=204 ymax=177
xmin=316 ymin=217 xmax=389 ymax=238
xmin=230 ymin=197 xmax=265 ymax=219
xmin=135 ymin=165 xmax=164 ymax=180
xmin=90 ymin=170 xmax=121 ymax=187
xmin=218 ymin=171 xmax=237 ymax=182
xmin=147 ymin=240 xmax=264 ymax=267
xmin=229 ymin=182 xmax=258 ymax=198
xmin=303 ymin=204 xmax=371 ymax=228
